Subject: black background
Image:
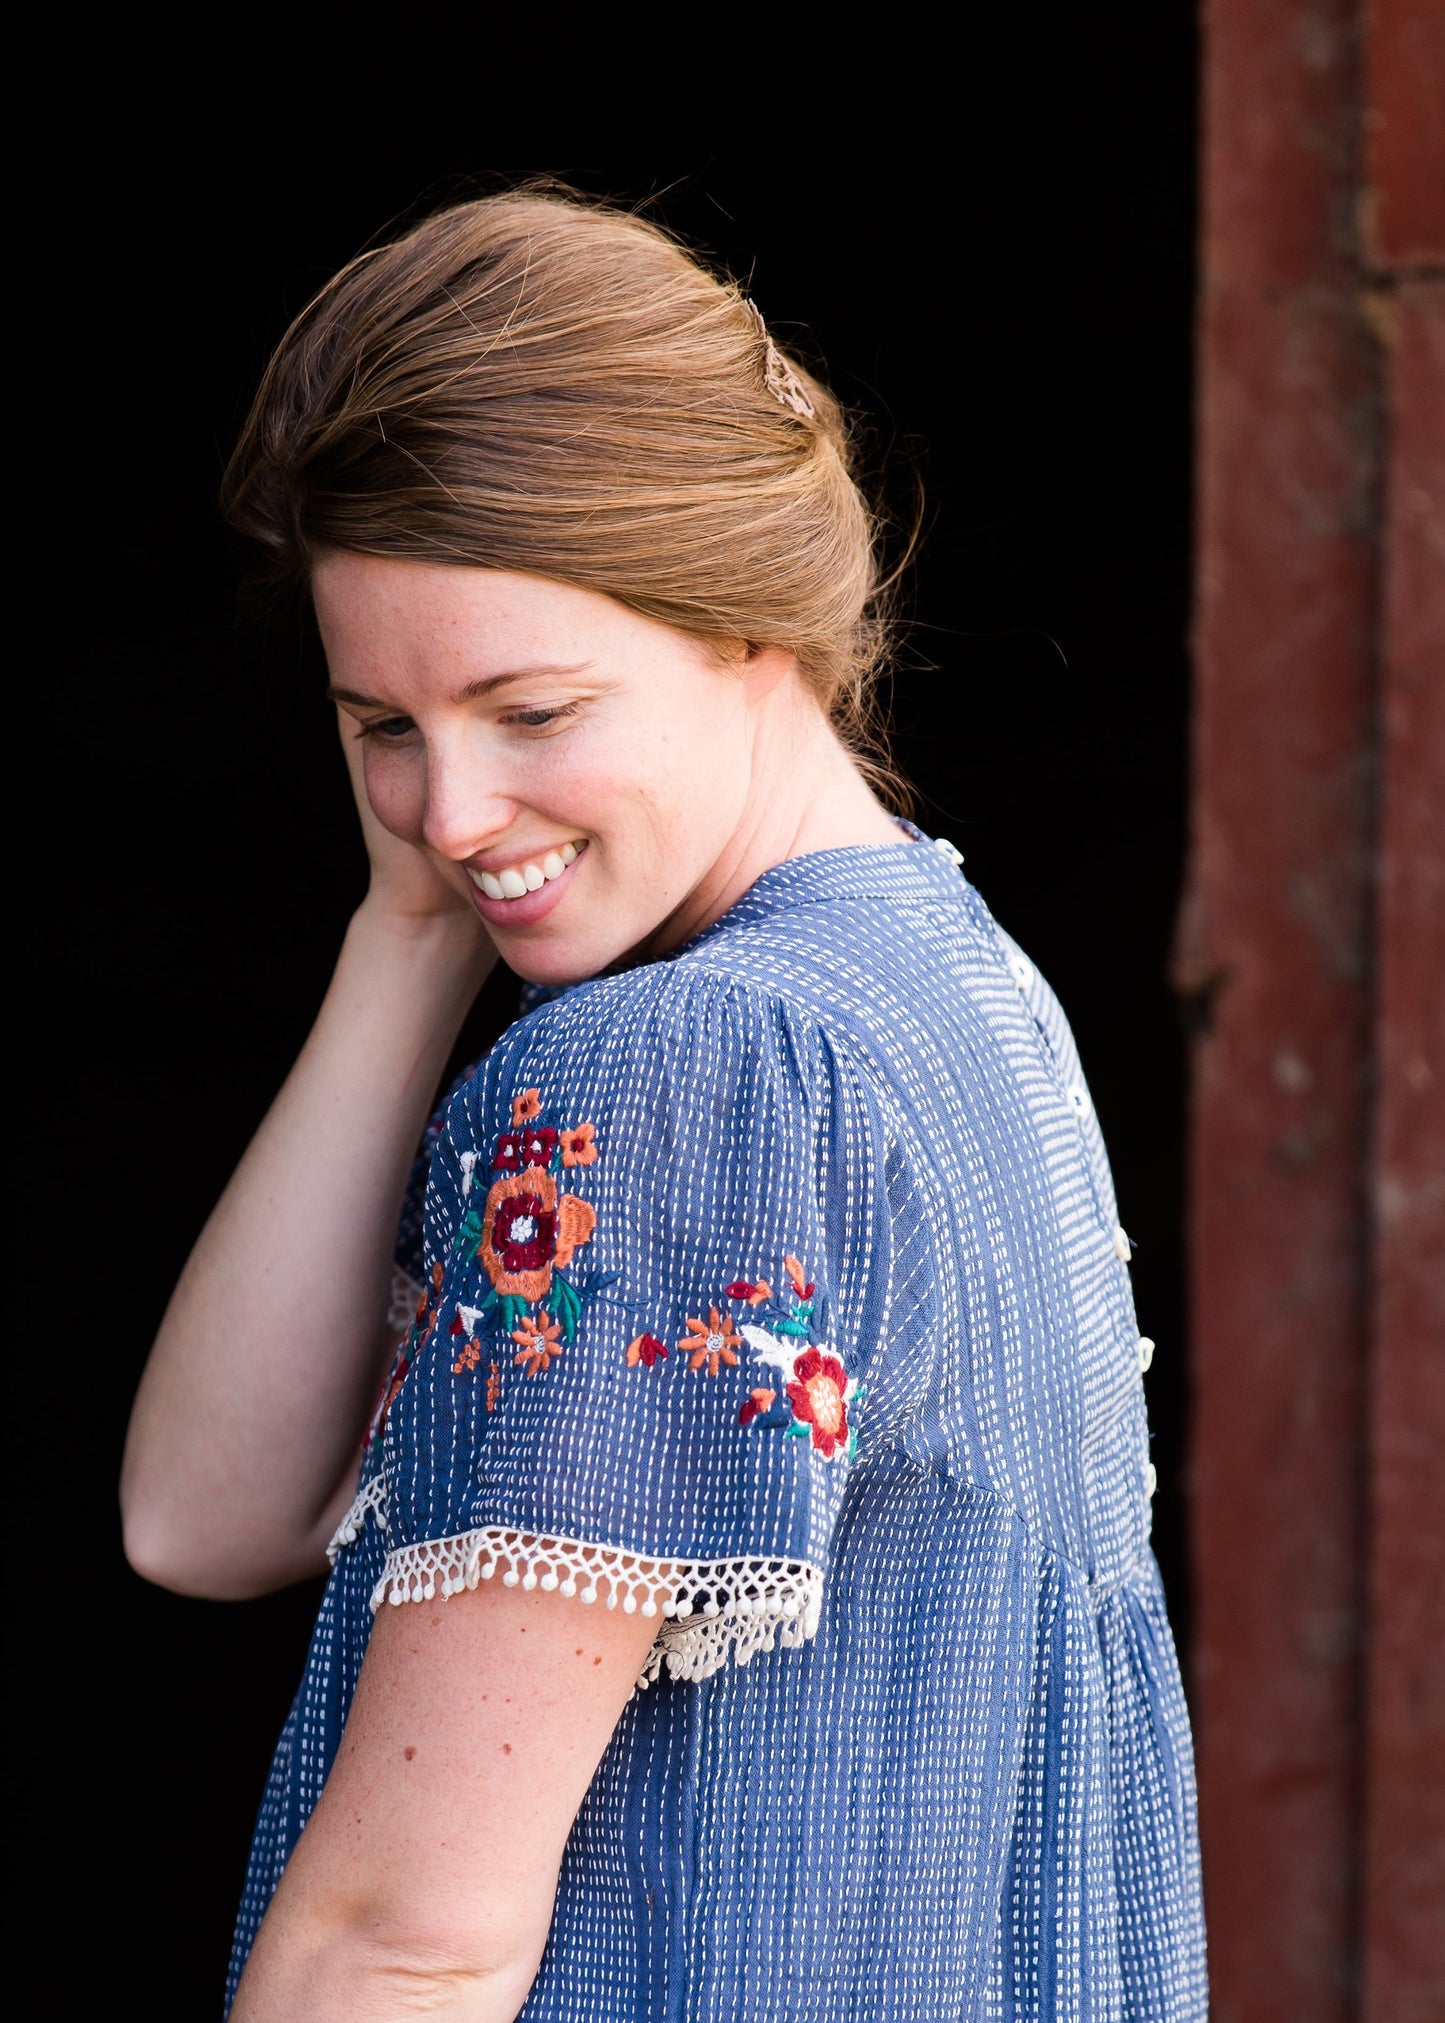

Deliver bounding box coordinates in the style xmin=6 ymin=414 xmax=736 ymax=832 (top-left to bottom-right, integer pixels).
xmin=38 ymin=33 xmax=1196 ymax=2009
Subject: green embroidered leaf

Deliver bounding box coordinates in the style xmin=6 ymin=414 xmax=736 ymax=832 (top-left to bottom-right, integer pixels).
xmin=778 ymin=1319 xmax=810 ymax=1337
xmin=552 ymin=1273 xmax=582 ymax=1342
xmin=785 ymin=1421 xmax=811 ymax=1438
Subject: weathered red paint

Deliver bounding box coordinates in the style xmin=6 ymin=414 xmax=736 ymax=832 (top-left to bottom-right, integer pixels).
xmin=1185 ymin=2 xmax=1379 ymax=2015
xmin=1363 ymin=0 xmax=1445 ymax=267
xmin=1361 ymin=281 xmax=1445 ymax=2023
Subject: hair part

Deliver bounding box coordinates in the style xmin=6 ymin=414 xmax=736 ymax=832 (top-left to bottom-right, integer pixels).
xmin=222 ymin=186 xmax=909 ymax=803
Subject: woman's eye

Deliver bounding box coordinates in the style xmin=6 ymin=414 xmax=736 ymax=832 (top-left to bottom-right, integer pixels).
xmin=358 ymin=715 xmax=417 ymax=742
xmin=504 ymin=704 xmax=579 ymax=731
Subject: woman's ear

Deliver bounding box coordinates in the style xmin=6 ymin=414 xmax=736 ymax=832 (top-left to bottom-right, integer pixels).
xmin=741 ymin=642 xmax=798 ymax=700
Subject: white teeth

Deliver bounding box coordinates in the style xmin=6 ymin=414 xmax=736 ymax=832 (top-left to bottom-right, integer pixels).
xmin=470 ymin=841 xmax=586 ymax=902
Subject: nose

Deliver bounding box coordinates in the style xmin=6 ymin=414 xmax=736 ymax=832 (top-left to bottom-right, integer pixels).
xmin=420 ymin=733 xmax=517 ymax=862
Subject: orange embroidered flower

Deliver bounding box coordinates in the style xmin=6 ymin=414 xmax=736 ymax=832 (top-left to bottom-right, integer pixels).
xmin=560 ymin=1121 xmax=598 ymax=1167
xmin=479 ymin=1168 xmax=557 ymax=1300
xmin=783 ymin=1254 xmax=815 ymax=1298
xmin=554 ymin=1191 xmax=596 ymax=1266
xmin=513 ymin=1310 xmax=564 ymax=1376
xmin=786 ymin=1347 xmax=850 ymax=1458
xmin=511 ymin=1088 xmax=543 ymax=1125
xmin=485 ymin=1362 xmax=502 ymax=1411
xmin=452 ymin=1338 xmax=481 ymax=1375
xmin=626 ymin=1332 xmax=669 ymax=1368
xmin=678 ymin=1305 xmax=743 ymax=1375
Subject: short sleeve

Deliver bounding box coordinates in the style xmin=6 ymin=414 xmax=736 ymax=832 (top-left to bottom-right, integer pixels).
xmin=375 ymin=965 xmax=891 ymax=1683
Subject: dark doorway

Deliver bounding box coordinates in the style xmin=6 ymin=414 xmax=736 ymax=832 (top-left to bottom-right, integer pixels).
xmin=36 ymin=41 xmax=1196 ymax=2008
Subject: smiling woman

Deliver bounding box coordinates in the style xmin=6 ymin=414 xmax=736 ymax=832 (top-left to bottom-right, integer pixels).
xmin=120 ymin=187 xmax=1205 ymax=2022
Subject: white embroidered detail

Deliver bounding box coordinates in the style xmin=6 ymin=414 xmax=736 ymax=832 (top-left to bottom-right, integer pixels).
xmin=326 ymin=1473 xmax=389 ymax=1563
xmin=369 ymin=1525 xmax=824 ymax=1685
xmin=387 ymin=1266 xmax=425 ymax=1338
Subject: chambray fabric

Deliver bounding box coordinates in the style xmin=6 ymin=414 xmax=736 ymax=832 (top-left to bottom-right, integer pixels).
xmin=226 ymin=831 xmax=1206 ymax=2019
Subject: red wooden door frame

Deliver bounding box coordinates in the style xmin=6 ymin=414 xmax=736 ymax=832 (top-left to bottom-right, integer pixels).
xmin=1184 ymin=2 xmax=1443 ymax=2016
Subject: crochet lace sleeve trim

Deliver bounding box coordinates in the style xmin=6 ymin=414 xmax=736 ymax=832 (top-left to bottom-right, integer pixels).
xmin=370 ymin=1524 xmax=824 ymax=1686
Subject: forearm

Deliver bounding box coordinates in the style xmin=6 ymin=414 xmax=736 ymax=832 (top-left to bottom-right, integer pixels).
xmin=122 ymin=901 xmax=495 ymax=1593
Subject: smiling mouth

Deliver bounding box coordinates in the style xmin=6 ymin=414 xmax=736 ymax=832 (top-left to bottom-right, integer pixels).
xmin=465 ymin=839 xmax=586 ymax=901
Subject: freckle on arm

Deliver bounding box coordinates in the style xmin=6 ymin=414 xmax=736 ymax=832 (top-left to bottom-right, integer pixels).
xmin=403 ymin=1746 xmax=416 ymax=1761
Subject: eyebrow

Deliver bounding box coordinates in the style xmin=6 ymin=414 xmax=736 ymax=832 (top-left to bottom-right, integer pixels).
xmin=327 ymin=662 xmax=595 ymax=708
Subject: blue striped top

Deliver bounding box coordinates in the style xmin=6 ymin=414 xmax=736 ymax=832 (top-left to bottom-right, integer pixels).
xmin=228 ymin=829 xmax=1206 ymax=2019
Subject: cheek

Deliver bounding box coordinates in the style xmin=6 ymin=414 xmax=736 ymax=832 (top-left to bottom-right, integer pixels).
xmin=362 ymin=750 xmax=426 ymax=841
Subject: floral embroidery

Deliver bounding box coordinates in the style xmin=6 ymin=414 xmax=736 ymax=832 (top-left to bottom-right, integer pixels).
xmin=365 ymin=1259 xmax=445 ymax=1448
xmin=453 ymin=1338 xmax=481 ymax=1375
xmin=785 ymin=1347 xmax=851 ymax=1458
xmin=514 ymin=1310 xmax=564 ymax=1376
xmin=455 ymin=1088 xmax=601 ymax=1344
xmin=735 ymin=1256 xmax=865 ymax=1461
xmin=485 ymin=1361 xmax=502 ymax=1411
xmin=627 ymin=1332 xmax=669 ymax=1368
xmin=679 ymin=1305 xmax=743 ymax=1375
xmin=493 ymin=1126 xmax=559 ymax=1172
xmin=725 ymin=1278 xmax=773 ymax=1305
xmin=783 ymin=1253 xmax=815 ymax=1299
xmin=738 ymin=1385 xmax=779 ymax=1425
xmin=560 ymin=1121 xmax=598 ymax=1167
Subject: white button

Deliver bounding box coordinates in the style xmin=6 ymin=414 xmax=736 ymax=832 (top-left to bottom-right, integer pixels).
xmin=1144 ymin=1461 xmax=1157 ymax=1499
xmin=1008 ymin=951 xmax=1034 ymax=992
xmin=1113 ymin=1224 xmax=1132 ymax=1262
xmin=1067 ymin=1081 xmax=1092 ymax=1121
xmin=933 ymin=836 xmax=965 ymax=867
xmin=1138 ymin=1335 xmax=1155 ymax=1372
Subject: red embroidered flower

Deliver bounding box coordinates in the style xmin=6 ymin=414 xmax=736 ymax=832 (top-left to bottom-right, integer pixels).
xmin=560 ymin=1122 xmax=598 ymax=1167
xmin=738 ymin=1385 xmax=778 ymax=1425
xmin=786 ymin=1347 xmax=850 ymax=1457
xmin=725 ymin=1278 xmax=773 ymax=1305
xmin=493 ymin=1125 xmax=559 ymax=1172
xmin=494 ymin=1188 xmax=556 ymax=1271
xmin=626 ymin=1332 xmax=669 ymax=1368
xmin=513 ymin=1310 xmax=564 ymax=1376
xmin=511 ymin=1088 xmax=543 ymax=1125
xmin=678 ymin=1305 xmax=743 ymax=1375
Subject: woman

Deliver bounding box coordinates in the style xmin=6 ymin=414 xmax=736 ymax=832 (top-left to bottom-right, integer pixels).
xmin=122 ymin=189 xmax=1206 ymax=2020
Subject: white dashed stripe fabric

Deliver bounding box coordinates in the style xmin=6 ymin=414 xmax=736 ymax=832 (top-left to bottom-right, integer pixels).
xmin=227 ymin=830 xmax=1205 ymax=2019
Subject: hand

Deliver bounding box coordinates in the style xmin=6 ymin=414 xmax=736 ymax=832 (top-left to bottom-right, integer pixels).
xmin=337 ymin=708 xmax=489 ymax=938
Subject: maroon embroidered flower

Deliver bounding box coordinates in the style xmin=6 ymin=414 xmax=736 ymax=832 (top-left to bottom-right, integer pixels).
xmin=493 ymin=1125 xmax=559 ymax=1172
xmin=626 ymin=1333 xmax=669 ymax=1368
xmin=786 ymin=1347 xmax=850 ymax=1457
xmin=491 ymin=1188 xmax=557 ymax=1274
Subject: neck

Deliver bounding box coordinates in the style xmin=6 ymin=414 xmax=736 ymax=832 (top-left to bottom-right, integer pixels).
xmin=640 ymin=678 xmax=908 ymax=960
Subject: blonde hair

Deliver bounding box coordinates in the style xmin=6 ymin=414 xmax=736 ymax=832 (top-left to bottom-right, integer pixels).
xmin=223 ymin=187 xmax=903 ymax=793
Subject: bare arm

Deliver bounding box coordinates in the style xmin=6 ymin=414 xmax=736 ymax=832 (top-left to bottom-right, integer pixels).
xmin=230 ymin=1579 xmax=661 ymax=2022
xmin=121 ymin=717 xmax=496 ymax=1597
